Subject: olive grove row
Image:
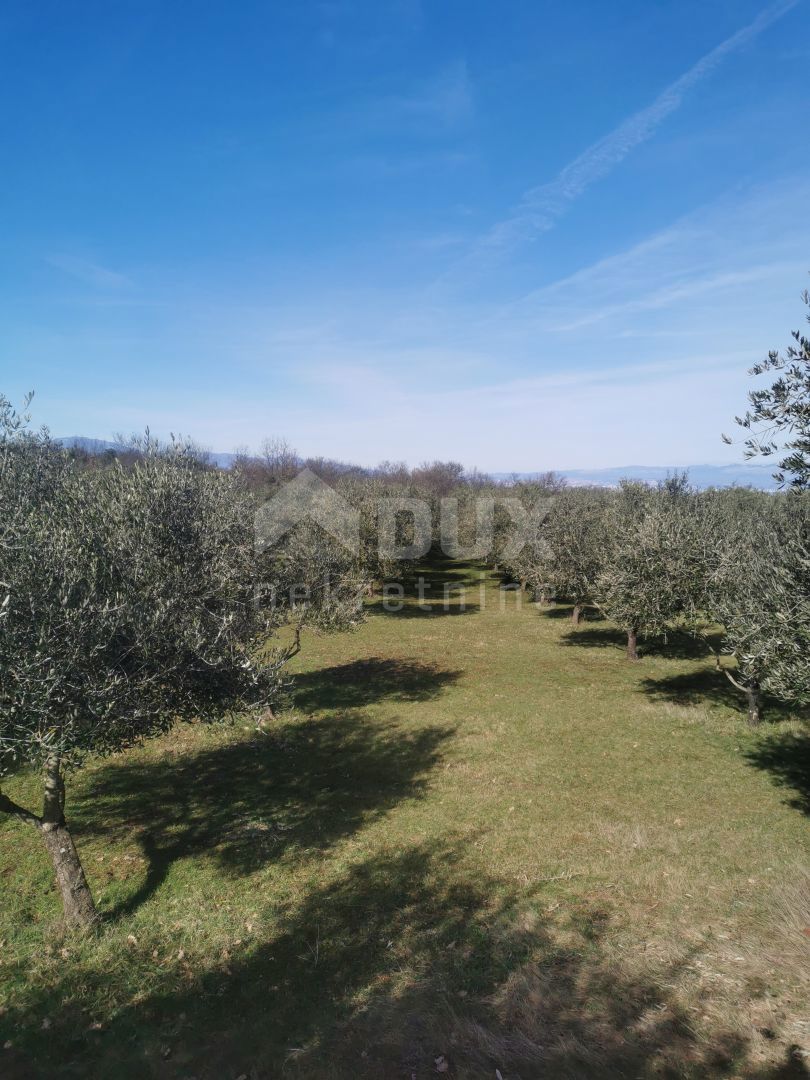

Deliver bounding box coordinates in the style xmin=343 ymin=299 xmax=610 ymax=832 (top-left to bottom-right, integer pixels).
xmin=497 ymin=477 xmax=809 ymax=724
xmin=1 ymin=285 xmax=807 ymax=927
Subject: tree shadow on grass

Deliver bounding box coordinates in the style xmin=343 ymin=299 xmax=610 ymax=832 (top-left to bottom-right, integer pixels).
xmin=743 ymin=731 xmax=810 ymax=816
xmin=367 ymin=598 xmax=480 ymax=619
xmin=562 ymin=627 xmax=712 ymax=660
xmin=642 ymin=668 xmax=747 ymax=710
xmin=291 ymin=657 xmax=462 ymax=711
xmin=641 ymin=670 xmax=808 ymax=725
xmin=540 ymin=603 xmax=604 ymax=620
xmin=398 ymin=558 xmax=483 ymax=590
xmin=71 ymin=713 xmax=454 ymax=918
xmin=369 ymin=559 xmax=486 ymax=618
xmin=4 ymin=840 xmax=806 ymax=1079
xmin=561 ymin=625 xmax=629 ymax=651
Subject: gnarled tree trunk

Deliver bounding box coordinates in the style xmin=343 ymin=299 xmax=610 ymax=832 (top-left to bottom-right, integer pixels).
xmin=626 ymin=627 xmax=639 ymax=661
xmin=41 ymin=755 xmax=98 ymax=929
xmin=745 ymin=682 xmax=762 ymax=727
xmin=0 ymin=755 xmax=98 ymax=929
xmin=722 ymin=669 xmax=763 ymax=728
xmin=41 ymin=823 xmax=98 ymax=928
xmin=571 ymin=603 xmax=582 ymax=625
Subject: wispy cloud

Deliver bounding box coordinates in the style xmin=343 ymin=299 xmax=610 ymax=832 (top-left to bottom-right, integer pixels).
xmin=547 ymin=262 xmax=804 ymax=332
xmin=411 ymin=231 xmax=469 ymax=251
xmin=213 ymin=350 xmax=755 ymax=470
xmin=45 ymin=254 xmax=131 ymax=289
xmin=314 ymin=0 xmax=424 ymax=50
xmin=399 ymin=60 xmax=472 ymax=127
xmin=475 ymin=0 xmax=800 ymax=256
xmin=503 ymin=178 xmax=810 ymax=335
xmin=22 ymin=180 xmax=809 ymax=471
xmin=364 ymin=60 xmax=473 ymax=131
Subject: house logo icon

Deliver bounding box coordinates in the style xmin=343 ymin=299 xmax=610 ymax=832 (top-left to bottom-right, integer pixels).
xmin=254 ymin=469 xmax=360 ymax=553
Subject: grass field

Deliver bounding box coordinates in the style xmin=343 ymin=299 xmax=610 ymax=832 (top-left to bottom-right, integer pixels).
xmin=1 ymin=559 xmax=808 ymax=1079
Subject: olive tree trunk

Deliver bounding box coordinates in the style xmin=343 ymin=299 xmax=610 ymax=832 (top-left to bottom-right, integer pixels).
xmin=41 ymin=754 xmax=98 ymax=928
xmin=571 ymin=603 xmax=582 ymax=625
xmin=723 ymin=669 xmax=763 ymax=728
xmin=41 ymin=825 xmax=98 ymax=927
xmin=745 ymin=682 xmax=762 ymax=727
xmin=0 ymin=755 xmax=98 ymax=929
xmin=626 ymin=627 xmax=639 ymax=661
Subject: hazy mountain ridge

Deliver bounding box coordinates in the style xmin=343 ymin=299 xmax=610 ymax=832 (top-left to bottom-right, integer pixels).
xmin=58 ymin=437 xmax=238 ymax=469
xmin=496 ymin=463 xmax=780 ymax=490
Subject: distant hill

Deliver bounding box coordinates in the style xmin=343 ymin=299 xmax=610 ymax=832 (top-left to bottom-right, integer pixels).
xmin=59 ymin=439 xmax=779 ymax=490
xmin=57 ymin=437 xmax=238 ymax=469
xmin=495 ymin=463 xmax=779 ymax=490
xmin=59 ymin=436 xmax=125 ymax=454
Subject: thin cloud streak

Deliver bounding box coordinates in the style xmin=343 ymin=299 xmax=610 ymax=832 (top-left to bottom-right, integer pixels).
xmin=548 ymin=262 xmax=805 ymax=332
xmin=356 ymin=60 xmax=473 ymax=132
xmin=45 ymin=254 xmax=132 ymax=289
xmin=496 ymin=177 xmax=810 ymax=337
xmin=475 ymin=0 xmax=801 ymax=257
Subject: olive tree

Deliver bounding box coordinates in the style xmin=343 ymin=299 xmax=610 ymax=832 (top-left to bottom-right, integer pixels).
xmin=261 ymin=519 xmax=369 ymax=635
xmin=595 ymin=477 xmax=703 ymax=660
xmin=343 ymin=472 xmax=417 ymax=584
xmin=703 ymin=492 xmax=810 ymax=724
xmin=535 ymin=486 xmax=611 ymax=622
xmin=725 ymin=286 xmax=810 ymax=488
xmin=0 ymin=405 xmax=286 ymax=927
xmin=490 ymin=476 xmax=564 ymax=581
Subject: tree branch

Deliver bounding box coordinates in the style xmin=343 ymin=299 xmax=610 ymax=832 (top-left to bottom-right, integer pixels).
xmin=722 ymin=667 xmax=749 ymax=694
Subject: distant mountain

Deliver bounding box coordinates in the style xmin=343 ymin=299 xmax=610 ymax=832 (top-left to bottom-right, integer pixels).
xmin=495 ymin=463 xmax=780 ymax=490
xmin=59 ymin=436 xmax=125 ymax=454
xmin=57 ymin=437 xmax=238 ymax=469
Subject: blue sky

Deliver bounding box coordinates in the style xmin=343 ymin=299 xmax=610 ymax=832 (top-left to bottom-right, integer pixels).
xmin=2 ymin=0 xmax=809 ymax=469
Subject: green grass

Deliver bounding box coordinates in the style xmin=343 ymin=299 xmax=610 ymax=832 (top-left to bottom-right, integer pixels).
xmin=1 ymin=559 xmax=808 ymax=1078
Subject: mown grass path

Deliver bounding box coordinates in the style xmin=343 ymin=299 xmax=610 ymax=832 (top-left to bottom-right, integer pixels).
xmin=1 ymin=559 xmax=808 ymax=1078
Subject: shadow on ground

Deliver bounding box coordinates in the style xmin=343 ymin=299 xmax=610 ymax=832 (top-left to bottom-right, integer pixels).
xmin=367 ymin=556 xmax=485 ymax=618
xmin=744 ymin=731 xmax=810 ymax=816
xmin=4 ymin=840 xmax=807 ymax=1079
xmin=291 ymin=657 xmax=462 ymax=710
xmin=641 ymin=670 xmax=808 ymax=725
xmin=71 ymin=711 xmax=453 ymax=918
xmin=537 ymin=603 xmax=606 ymax=621
xmin=398 ymin=557 xmax=484 ymax=590
xmin=368 ymin=598 xmax=480 ymax=619
xmin=562 ymin=627 xmax=713 ymax=660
